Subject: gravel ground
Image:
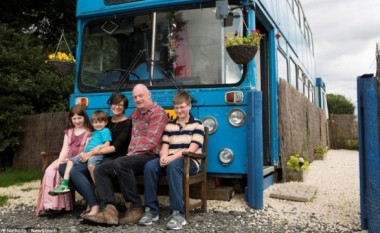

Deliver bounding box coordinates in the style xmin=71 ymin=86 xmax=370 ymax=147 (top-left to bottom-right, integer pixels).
xmin=0 ymin=150 xmax=367 ymax=233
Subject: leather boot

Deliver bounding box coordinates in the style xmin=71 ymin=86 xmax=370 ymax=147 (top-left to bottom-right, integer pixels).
xmin=125 ymin=202 xmax=133 ymax=212
xmin=83 ymin=204 xmax=119 ymax=225
xmin=119 ymin=205 xmax=143 ymax=225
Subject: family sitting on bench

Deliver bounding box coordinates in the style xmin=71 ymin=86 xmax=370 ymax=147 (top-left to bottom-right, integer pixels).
xmin=36 ymin=84 xmax=205 ymax=230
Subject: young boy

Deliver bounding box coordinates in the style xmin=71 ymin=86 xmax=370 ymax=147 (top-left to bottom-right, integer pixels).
xmin=49 ymin=110 xmax=112 ymax=195
xmin=138 ymin=91 xmax=204 ymax=230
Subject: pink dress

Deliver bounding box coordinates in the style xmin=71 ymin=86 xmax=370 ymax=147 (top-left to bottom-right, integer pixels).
xmin=35 ymin=128 xmax=90 ymax=216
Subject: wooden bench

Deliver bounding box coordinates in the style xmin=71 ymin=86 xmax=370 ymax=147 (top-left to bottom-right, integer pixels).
xmin=41 ymin=128 xmax=209 ymax=223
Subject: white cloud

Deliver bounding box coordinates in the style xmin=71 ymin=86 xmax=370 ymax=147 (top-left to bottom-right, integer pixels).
xmin=301 ymin=0 xmax=380 ymax=106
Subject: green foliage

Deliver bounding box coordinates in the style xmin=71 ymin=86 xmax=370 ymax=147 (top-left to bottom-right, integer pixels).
xmin=0 ymin=0 xmax=76 ymax=167
xmin=0 ymin=168 xmax=40 ymax=188
xmin=314 ymin=145 xmax=328 ymax=154
xmin=225 ymin=30 xmax=263 ymax=47
xmin=0 ymin=24 xmax=73 ymax=161
xmin=286 ymin=152 xmax=310 ymax=172
xmin=326 ymin=94 xmax=355 ymax=115
xmin=345 ymin=139 xmax=359 ymax=150
xmin=0 ymin=0 xmax=76 ymax=48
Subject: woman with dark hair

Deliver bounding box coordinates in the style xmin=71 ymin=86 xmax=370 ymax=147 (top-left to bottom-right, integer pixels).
xmin=59 ymin=93 xmax=132 ymax=217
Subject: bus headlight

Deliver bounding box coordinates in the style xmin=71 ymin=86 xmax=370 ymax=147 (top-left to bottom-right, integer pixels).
xmin=202 ymin=116 xmax=217 ymax=134
xmin=228 ymin=109 xmax=246 ymax=127
xmin=218 ymin=148 xmax=234 ymax=166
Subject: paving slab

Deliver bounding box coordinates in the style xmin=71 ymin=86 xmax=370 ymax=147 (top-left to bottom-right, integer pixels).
xmin=269 ymin=182 xmax=317 ymax=202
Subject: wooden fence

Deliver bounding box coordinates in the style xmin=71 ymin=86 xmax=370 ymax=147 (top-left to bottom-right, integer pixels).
xmin=12 ymin=112 xmax=68 ymax=171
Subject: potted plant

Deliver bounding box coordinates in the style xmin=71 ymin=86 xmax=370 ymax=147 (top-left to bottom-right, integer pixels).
xmin=313 ymin=145 xmax=328 ymax=160
xmin=224 ymin=29 xmax=263 ymax=64
xmin=286 ymin=152 xmax=310 ymax=182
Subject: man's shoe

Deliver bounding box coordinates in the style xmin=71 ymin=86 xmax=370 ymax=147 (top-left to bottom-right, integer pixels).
xmin=138 ymin=207 xmax=159 ymax=226
xmin=82 ymin=204 xmax=119 ymax=225
xmin=166 ymin=211 xmax=186 ymax=230
xmin=119 ymin=206 xmax=144 ymax=225
xmin=48 ymin=184 xmax=70 ymax=196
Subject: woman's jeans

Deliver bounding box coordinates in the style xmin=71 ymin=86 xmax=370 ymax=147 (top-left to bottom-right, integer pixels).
xmin=59 ymin=161 xmax=98 ymax=208
xmin=143 ymin=157 xmax=198 ymax=216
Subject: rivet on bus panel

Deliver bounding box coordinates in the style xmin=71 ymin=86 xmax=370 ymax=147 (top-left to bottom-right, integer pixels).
xmin=225 ymin=91 xmax=243 ymax=104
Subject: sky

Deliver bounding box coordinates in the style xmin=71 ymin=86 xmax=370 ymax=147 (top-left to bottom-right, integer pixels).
xmin=301 ymin=0 xmax=380 ymax=108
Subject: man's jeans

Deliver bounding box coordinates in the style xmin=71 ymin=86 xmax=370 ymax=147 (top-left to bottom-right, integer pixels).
xmin=95 ymin=154 xmax=157 ymax=207
xmin=143 ymin=157 xmax=198 ymax=216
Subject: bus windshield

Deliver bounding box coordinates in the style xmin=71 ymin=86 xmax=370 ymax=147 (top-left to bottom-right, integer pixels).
xmin=79 ymin=6 xmax=243 ymax=92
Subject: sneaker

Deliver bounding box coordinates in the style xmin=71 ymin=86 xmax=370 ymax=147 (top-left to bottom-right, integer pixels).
xmin=138 ymin=208 xmax=159 ymax=226
xmin=166 ymin=211 xmax=186 ymax=230
xmin=48 ymin=184 xmax=70 ymax=196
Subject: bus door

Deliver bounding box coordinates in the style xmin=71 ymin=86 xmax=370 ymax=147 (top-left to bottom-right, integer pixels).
xmin=256 ymin=20 xmax=271 ymax=169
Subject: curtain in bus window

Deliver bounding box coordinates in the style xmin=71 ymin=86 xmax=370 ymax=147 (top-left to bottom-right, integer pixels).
xmin=174 ymin=22 xmax=191 ymax=78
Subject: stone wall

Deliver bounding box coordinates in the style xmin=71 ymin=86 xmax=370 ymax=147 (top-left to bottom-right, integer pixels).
xmin=328 ymin=114 xmax=358 ymax=149
xmin=278 ymin=79 xmax=329 ymax=180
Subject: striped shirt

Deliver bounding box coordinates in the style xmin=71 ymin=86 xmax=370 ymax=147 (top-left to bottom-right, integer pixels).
xmin=162 ymin=114 xmax=204 ymax=166
xmin=128 ymin=102 xmax=168 ymax=155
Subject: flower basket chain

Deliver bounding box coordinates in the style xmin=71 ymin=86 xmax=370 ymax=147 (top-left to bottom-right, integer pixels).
xmin=47 ymin=31 xmax=75 ymax=76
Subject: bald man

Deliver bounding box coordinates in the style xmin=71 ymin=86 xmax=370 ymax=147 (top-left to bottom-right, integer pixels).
xmin=84 ymin=84 xmax=168 ymax=225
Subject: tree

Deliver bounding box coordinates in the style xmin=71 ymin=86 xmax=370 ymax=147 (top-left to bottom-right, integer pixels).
xmin=0 ymin=0 xmax=77 ymax=48
xmin=326 ymin=94 xmax=355 ymax=115
xmin=0 ymin=24 xmax=73 ymax=167
xmin=0 ymin=0 xmax=76 ymax=167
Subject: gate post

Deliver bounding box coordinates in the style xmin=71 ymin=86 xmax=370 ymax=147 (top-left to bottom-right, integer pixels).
xmin=357 ymin=74 xmax=380 ymax=232
xmin=245 ymin=91 xmax=263 ymax=209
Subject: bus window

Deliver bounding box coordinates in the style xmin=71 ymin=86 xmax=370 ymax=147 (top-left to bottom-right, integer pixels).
xmin=303 ymin=74 xmax=308 ymax=98
xmin=78 ymin=6 xmax=246 ymax=92
xmin=81 ymin=26 xmax=120 ymax=88
xmin=277 ymin=50 xmax=288 ymax=82
xmin=297 ymin=68 xmax=303 ymax=94
xmin=293 ymin=1 xmax=300 ymax=26
xmin=289 ymin=58 xmax=297 ymax=88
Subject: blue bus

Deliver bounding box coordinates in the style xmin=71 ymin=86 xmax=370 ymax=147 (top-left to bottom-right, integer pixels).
xmin=71 ymin=0 xmax=324 ymax=208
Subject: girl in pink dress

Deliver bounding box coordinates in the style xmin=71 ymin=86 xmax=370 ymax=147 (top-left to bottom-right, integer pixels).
xmin=36 ymin=105 xmax=92 ymax=216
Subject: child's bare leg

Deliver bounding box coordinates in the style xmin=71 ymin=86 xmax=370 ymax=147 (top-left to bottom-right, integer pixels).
xmin=88 ymin=164 xmax=96 ymax=184
xmin=64 ymin=160 xmax=74 ymax=180
xmin=49 ymin=159 xmax=74 ymax=195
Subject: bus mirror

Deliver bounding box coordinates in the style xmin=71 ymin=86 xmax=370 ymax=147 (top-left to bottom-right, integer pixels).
xmin=216 ymin=0 xmax=229 ymax=19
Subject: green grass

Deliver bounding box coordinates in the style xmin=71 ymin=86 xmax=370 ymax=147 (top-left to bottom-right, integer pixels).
xmin=0 ymin=195 xmax=9 ymax=206
xmin=0 ymin=168 xmax=40 ymax=188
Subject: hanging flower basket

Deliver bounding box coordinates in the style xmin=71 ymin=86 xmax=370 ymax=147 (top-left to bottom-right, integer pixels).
xmin=224 ymin=29 xmax=263 ymax=65
xmin=47 ymin=60 xmax=74 ymax=76
xmin=226 ymin=45 xmax=258 ymax=64
xmin=46 ymin=31 xmax=75 ymax=76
